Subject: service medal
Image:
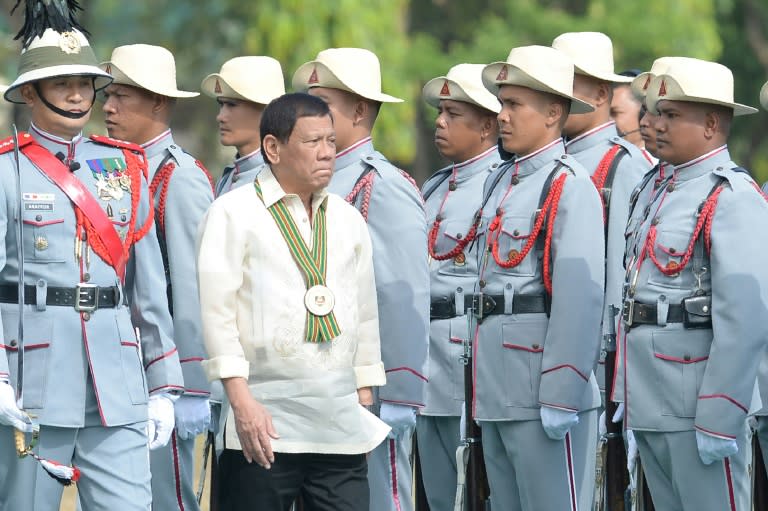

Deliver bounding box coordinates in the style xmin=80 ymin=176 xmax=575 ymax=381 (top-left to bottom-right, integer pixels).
xmin=304 ymin=285 xmax=335 ymax=316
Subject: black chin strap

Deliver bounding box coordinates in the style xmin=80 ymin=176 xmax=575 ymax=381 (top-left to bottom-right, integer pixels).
xmin=33 ymin=79 xmax=95 ymax=120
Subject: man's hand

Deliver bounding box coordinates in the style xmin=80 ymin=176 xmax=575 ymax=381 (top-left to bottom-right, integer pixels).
xmin=0 ymin=382 xmax=32 ymax=432
xmin=147 ymin=394 xmax=176 ymax=450
xmin=357 ymin=387 xmax=373 ymax=406
xmin=174 ymin=395 xmax=211 ymax=440
xmin=224 ymin=377 xmax=280 ymax=469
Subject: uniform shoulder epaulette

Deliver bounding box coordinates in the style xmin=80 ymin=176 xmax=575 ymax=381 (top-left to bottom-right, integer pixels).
xmin=89 ymin=134 xmax=144 ymax=154
xmin=608 ymin=135 xmax=636 ymax=154
xmin=713 ymin=165 xmax=754 ymax=191
xmin=555 ymin=153 xmax=580 ymax=176
xmin=361 ymin=152 xmax=399 ymax=178
xmin=0 ymin=132 xmax=34 ymax=155
xmin=166 ymin=143 xmax=197 ymax=167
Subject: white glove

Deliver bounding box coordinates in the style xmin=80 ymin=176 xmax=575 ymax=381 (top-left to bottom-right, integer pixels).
xmin=0 ymin=382 xmax=32 ymax=433
xmin=696 ymin=430 xmax=738 ymax=465
xmin=174 ymin=396 xmax=211 ymax=440
xmin=612 ymin=402 xmax=625 ymax=423
xmin=540 ymin=406 xmax=579 ymax=440
xmin=147 ymin=394 xmax=176 ymax=450
xmin=627 ymin=429 xmax=639 ymax=490
xmin=379 ymin=403 xmax=416 ymax=438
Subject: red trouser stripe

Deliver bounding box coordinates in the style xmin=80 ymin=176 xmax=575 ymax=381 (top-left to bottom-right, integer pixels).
xmin=389 ymin=438 xmax=401 ymax=511
xmin=724 ymin=458 xmax=736 ymax=511
xmin=565 ymin=432 xmax=578 ymax=511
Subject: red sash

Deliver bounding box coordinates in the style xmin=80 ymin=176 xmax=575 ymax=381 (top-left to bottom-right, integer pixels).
xmin=21 ymin=142 xmax=128 ymax=280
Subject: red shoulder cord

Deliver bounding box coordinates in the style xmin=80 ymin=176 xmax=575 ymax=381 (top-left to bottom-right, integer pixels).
xmin=149 ymin=162 xmax=176 ymax=233
xmin=427 ymin=172 xmax=481 ymax=260
xmin=74 ymin=148 xmax=152 ymax=269
xmin=591 ymin=145 xmax=622 ymax=222
xmin=149 ymin=160 xmax=216 ymax=233
xmin=644 ymin=185 xmax=724 ymax=276
xmin=488 ymin=172 xmax=568 ymax=295
xmin=345 ymin=172 xmax=375 ymax=221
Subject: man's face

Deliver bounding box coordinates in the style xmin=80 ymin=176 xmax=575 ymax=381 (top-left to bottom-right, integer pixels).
xmin=24 ymin=76 xmax=94 ymax=137
xmin=307 ymin=87 xmax=356 ymax=151
xmin=497 ymin=85 xmax=557 ymax=157
xmin=611 ymin=85 xmax=642 ymax=144
xmin=273 ymin=115 xmax=336 ymax=195
xmin=652 ymin=100 xmax=709 ymax=165
xmin=215 ymin=97 xmax=264 ymax=153
xmin=639 ymin=102 xmax=659 ymax=157
xmin=434 ymin=99 xmax=490 ymax=163
xmin=102 ymin=84 xmax=158 ymax=144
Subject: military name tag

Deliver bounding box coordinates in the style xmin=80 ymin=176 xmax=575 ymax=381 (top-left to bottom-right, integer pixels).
xmin=23 ymin=192 xmax=55 ymax=211
xmin=304 ymin=285 xmax=335 ymax=316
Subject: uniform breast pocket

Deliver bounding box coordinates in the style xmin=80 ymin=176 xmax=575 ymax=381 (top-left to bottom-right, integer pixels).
xmin=492 ymin=215 xmax=536 ymax=277
xmin=1 ymin=311 xmax=53 ymax=409
xmin=647 ymin=229 xmax=692 ymax=289
xmin=501 ymin=319 xmax=548 ymax=407
xmin=652 ymin=329 xmax=711 ymax=417
xmin=437 ymin=219 xmax=479 ymax=276
xmin=22 ymin=211 xmax=66 ymax=263
xmin=116 ymin=315 xmax=148 ymax=405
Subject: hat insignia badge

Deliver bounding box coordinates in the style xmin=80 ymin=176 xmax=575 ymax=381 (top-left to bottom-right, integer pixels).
xmin=105 ymin=64 xmax=112 ymax=74
xmin=658 ymin=79 xmax=667 ymax=97
xmin=642 ymin=75 xmax=651 ymax=91
xmin=59 ymin=32 xmax=81 ymax=55
xmin=308 ymin=66 xmax=319 ymax=85
xmin=439 ymin=80 xmax=451 ymax=96
xmin=496 ymin=66 xmax=508 ymax=81
xmin=214 ymin=78 xmax=222 ymax=94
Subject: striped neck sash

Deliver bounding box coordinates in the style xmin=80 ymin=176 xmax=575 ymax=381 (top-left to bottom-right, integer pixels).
xmin=254 ymin=180 xmax=341 ymax=342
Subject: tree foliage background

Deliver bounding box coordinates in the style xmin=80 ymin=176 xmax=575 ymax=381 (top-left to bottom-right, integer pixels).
xmin=0 ymin=0 xmax=766 ymax=184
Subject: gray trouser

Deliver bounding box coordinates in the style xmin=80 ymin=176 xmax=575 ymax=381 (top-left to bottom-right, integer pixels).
xmin=150 ymin=429 xmax=201 ymax=511
xmin=634 ymin=426 xmax=751 ymax=511
xmin=416 ymin=415 xmax=461 ymax=511
xmin=369 ymin=424 xmax=415 ymax=511
xmin=0 ymin=422 xmax=151 ymax=511
xmin=480 ymin=409 xmax=597 ymax=511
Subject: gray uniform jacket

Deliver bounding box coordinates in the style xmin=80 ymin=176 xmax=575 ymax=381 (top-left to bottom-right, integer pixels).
xmin=144 ymin=130 xmax=213 ymax=397
xmin=329 ymin=137 xmax=429 ymax=407
xmin=619 ymin=146 xmax=768 ymax=438
xmin=0 ymin=125 xmax=183 ymax=427
xmin=215 ymin=149 xmax=266 ymax=197
xmin=474 ymin=138 xmax=605 ymax=421
xmin=422 ymin=146 xmax=502 ymax=416
xmin=565 ymin=122 xmax=651 ymax=392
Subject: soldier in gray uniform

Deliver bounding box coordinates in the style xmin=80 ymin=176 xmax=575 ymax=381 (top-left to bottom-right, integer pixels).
xmin=100 ymin=44 xmax=214 ymax=511
xmin=552 ymin=32 xmax=651 ymax=409
xmin=477 ymin=45 xmax=604 ymax=511
xmin=202 ymin=56 xmax=286 ymax=196
xmin=293 ymin=48 xmax=429 ymax=511
xmin=754 ymin=79 xmax=768 ymax=479
xmin=0 ymin=21 xmax=182 ymax=511
xmin=418 ymin=63 xmax=501 ymax=511
xmin=618 ymin=57 xmax=768 ymax=510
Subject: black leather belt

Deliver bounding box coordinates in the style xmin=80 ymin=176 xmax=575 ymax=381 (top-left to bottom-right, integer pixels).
xmin=430 ymin=294 xmax=548 ymax=320
xmin=0 ymin=284 xmax=123 ymax=312
xmin=621 ymin=300 xmax=684 ymax=327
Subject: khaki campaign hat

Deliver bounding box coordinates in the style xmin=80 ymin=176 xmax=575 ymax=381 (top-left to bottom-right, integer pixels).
xmin=552 ymin=32 xmax=632 ymax=84
xmin=201 ymin=56 xmax=285 ymax=105
xmin=645 ymin=58 xmax=757 ymax=117
xmin=482 ymin=45 xmax=594 ymax=114
xmin=760 ymin=81 xmax=768 ymax=111
xmin=630 ymin=56 xmax=700 ymax=100
xmin=422 ymin=63 xmax=501 ymax=114
xmin=100 ymin=44 xmax=198 ymax=98
xmin=5 ymin=28 xmax=112 ymax=104
xmin=293 ymin=48 xmax=403 ymax=103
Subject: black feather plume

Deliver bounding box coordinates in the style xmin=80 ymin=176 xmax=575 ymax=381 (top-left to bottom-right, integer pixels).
xmin=11 ymin=0 xmax=89 ymax=49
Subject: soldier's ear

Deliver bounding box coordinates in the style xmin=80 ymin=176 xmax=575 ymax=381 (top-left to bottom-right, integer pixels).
xmin=263 ymin=134 xmax=280 ymax=164
xmin=20 ymin=84 xmax=36 ymax=106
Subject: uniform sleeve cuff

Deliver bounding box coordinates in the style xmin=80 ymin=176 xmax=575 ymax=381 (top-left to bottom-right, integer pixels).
xmin=354 ymin=361 xmax=386 ymax=388
xmin=202 ymin=357 xmax=249 ymax=381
